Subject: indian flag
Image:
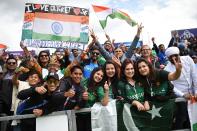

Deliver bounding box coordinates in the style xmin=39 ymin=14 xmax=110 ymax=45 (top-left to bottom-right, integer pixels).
xmin=32 ymin=12 xmax=88 ymax=42
xmin=188 ymin=100 xmax=197 ymax=131
xmin=92 ymin=5 xmax=137 ymax=29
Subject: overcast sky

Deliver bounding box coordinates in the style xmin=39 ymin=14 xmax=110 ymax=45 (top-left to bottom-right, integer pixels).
xmin=0 ymin=0 xmax=197 ymax=51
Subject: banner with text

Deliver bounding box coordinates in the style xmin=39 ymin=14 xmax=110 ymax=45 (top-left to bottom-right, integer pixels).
xmin=22 ymin=3 xmax=89 ymax=49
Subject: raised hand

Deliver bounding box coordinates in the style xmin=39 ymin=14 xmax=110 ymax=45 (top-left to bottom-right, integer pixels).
xmin=82 ymin=89 xmax=88 ymax=100
xmin=15 ymin=66 xmax=29 ymax=74
xmin=64 ymin=48 xmax=70 ymax=56
xmin=172 ymin=56 xmax=182 ymax=72
xmin=136 ymin=23 xmax=144 ymax=37
xmin=20 ymin=41 xmax=26 ymax=49
xmin=104 ymin=81 xmax=109 ymax=91
xmin=89 ymin=29 xmax=98 ymax=42
xmin=64 ymin=88 xmax=75 ymax=98
xmin=105 ymin=33 xmax=111 ymax=42
xmin=112 ymin=56 xmax=121 ymax=67
xmin=151 ymin=37 xmax=155 ymax=42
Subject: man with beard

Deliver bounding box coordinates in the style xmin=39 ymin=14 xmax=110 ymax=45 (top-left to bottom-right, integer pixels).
xmin=81 ymin=46 xmax=101 ymax=79
xmin=164 ymin=46 xmax=197 ymax=129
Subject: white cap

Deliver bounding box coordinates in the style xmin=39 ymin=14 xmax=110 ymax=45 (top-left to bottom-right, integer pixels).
xmin=165 ymin=47 xmax=180 ymax=57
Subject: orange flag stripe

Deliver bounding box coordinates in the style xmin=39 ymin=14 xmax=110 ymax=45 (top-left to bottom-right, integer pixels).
xmin=92 ymin=5 xmax=110 ymax=12
xmin=35 ymin=12 xmax=89 ymax=23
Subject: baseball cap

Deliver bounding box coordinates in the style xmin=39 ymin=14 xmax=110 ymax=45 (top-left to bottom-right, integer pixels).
xmin=46 ymin=72 xmax=59 ymax=80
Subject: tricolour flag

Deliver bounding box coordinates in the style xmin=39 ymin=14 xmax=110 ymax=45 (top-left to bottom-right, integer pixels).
xmin=91 ymin=99 xmax=175 ymax=131
xmin=32 ymin=12 xmax=88 ymax=42
xmin=92 ymin=5 xmax=137 ymax=29
xmin=188 ymin=99 xmax=197 ymax=131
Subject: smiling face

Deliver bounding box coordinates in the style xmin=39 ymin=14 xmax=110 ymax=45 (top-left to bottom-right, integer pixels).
xmin=39 ymin=52 xmax=49 ymax=63
xmin=105 ymin=63 xmax=116 ymax=78
xmin=47 ymin=78 xmax=59 ymax=92
xmin=141 ymin=45 xmax=151 ymax=58
xmin=6 ymin=59 xmax=17 ymax=70
xmin=124 ymin=63 xmax=135 ymax=79
xmin=93 ymin=70 xmax=104 ymax=83
xmin=48 ymin=64 xmax=60 ymax=73
xmin=55 ymin=51 xmax=63 ymax=60
xmin=27 ymin=74 xmax=41 ymax=86
xmin=138 ymin=61 xmax=150 ymax=76
xmin=91 ymin=49 xmax=100 ymax=61
xmin=114 ymin=48 xmax=123 ymax=58
xmin=70 ymin=68 xmax=83 ymax=84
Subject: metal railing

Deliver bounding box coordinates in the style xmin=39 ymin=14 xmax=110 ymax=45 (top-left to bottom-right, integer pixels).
xmin=0 ymin=98 xmax=189 ymax=131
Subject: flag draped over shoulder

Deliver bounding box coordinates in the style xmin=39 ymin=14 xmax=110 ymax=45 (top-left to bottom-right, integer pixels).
xmin=92 ymin=5 xmax=137 ymax=29
xmin=91 ymin=99 xmax=175 ymax=131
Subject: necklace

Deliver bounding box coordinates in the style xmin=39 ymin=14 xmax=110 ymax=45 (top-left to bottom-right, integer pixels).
xmin=146 ymin=78 xmax=153 ymax=97
xmin=128 ymin=81 xmax=138 ymax=99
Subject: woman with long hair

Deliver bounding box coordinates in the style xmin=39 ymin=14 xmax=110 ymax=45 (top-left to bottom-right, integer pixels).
xmin=117 ymin=58 xmax=149 ymax=111
xmin=83 ymin=67 xmax=109 ymax=107
xmin=37 ymin=50 xmax=50 ymax=69
xmin=135 ymin=58 xmax=181 ymax=102
xmin=103 ymin=60 xmax=120 ymax=99
xmin=79 ymin=67 xmax=109 ymax=131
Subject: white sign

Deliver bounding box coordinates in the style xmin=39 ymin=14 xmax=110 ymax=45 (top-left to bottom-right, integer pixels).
xmin=36 ymin=114 xmax=68 ymax=131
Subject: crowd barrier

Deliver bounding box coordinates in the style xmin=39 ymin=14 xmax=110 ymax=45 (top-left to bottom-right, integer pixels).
xmin=0 ymin=98 xmax=190 ymax=131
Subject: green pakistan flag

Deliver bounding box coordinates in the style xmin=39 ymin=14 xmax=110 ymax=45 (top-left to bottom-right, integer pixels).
xmin=116 ymin=99 xmax=175 ymax=131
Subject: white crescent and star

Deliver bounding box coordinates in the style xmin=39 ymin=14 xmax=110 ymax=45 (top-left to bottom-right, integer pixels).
xmin=147 ymin=105 xmax=162 ymax=120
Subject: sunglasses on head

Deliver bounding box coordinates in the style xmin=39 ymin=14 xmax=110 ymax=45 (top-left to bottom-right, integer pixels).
xmin=7 ymin=62 xmax=16 ymax=65
xmin=92 ymin=52 xmax=100 ymax=55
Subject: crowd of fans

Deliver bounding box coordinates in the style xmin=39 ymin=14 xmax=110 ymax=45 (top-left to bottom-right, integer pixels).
xmin=0 ymin=25 xmax=197 ymax=131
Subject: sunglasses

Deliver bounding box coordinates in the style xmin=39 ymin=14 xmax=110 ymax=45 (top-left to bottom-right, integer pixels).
xmin=92 ymin=52 xmax=100 ymax=55
xmin=7 ymin=62 xmax=16 ymax=65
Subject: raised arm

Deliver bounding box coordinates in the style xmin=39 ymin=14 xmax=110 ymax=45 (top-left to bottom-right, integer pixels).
xmin=126 ymin=24 xmax=142 ymax=58
xmin=152 ymin=37 xmax=159 ymax=55
xmin=20 ymin=41 xmax=31 ymax=58
xmin=90 ymin=30 xmax=112 ymax=60
xmin=105 ymin=33 xmax=115 ymax=51
xmin=168 ymin=57 xmax=182 ymax=81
